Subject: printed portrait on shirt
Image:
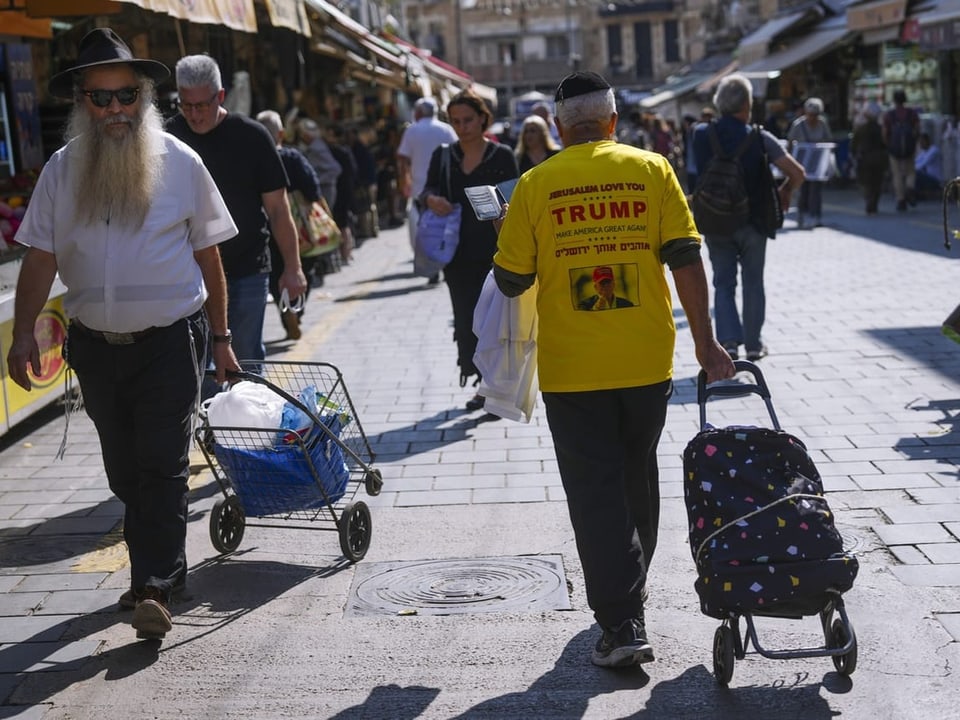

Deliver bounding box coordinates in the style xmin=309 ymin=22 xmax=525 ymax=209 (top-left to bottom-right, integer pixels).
xmin=571 ymin=264 xmax=638 ymax=311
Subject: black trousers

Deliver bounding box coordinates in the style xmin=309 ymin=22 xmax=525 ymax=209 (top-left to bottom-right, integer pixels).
xmin=66 ymin=311 xmax=208 ymax=599
xmin=542 ymin=380 xmax=672 ymax=629
xmin=443 ymin=258 xmax=490 ymax=383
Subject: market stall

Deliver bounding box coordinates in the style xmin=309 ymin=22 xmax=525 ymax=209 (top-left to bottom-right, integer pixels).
xmin=0 ymin=39 xmax=69 ymax=434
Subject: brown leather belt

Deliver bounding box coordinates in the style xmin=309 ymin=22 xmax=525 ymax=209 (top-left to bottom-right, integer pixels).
xmin=71 ymin=320 xmax=161 ymax=345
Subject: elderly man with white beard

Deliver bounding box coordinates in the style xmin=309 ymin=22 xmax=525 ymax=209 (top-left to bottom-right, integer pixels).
xmin=6 ymin=28 xmax=240 ymax=641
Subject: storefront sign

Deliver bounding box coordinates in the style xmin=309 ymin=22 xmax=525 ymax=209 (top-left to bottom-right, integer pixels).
xmin=264 ymin=0 xmax=311 ymax=37
xmin=3 ymin=44 xmax=44 ymax=172
xmin=919 ymin=19 xmax=960 ymax=50
xmin=0 ymin=10 xmax=53 ymax=37
xmin=24 ymin=0 xmax=120 ymax=16
xmin=0 ymin=297 xmax=68 ymax=433
xmin=846 ymin=0 xmax=907 ymax=30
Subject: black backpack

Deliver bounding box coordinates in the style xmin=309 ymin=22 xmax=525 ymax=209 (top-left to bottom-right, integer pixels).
xmin=692 ymin=124 xmax=753 ymax=235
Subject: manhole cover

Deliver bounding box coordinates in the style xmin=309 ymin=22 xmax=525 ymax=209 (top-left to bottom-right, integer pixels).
xmin=346 ymin=555 xmax=570 ymax=617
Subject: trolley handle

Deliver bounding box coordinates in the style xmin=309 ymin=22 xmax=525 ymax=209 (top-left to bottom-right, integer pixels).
xmin=697 ymin=360 xmax=781 ymax=431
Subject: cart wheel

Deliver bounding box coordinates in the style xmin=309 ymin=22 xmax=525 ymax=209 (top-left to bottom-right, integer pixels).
xmin=713 ymin=624 xmax=736 ymax=686
xmin=338 ymin=501 xmax=372 ymax=562
xmin=209 ymin=495 xmax=245 ymax=554
xmin=830 ymin=618 xmax=858 ymax=676
xmin=364 ymin=468 xmax=383 ymax=496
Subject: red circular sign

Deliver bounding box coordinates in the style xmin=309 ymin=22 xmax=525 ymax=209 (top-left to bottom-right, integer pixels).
xmin=28 ymin=308 xmax=67 ymax=388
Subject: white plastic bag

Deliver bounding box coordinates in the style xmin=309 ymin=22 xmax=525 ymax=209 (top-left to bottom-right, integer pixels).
xmin=205 ymin=381 xmax=285 ymax=448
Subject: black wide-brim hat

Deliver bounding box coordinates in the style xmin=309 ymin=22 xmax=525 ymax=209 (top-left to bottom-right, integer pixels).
xmin=48 ymin=27 xmax=169 ymax=99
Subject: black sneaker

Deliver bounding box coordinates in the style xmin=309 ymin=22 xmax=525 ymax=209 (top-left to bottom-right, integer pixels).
xmin=746 ymin=345 xmax=769 ymax=362
xmin=591 ymin=618 xmax=655 ymax=668
xmin=722 ymin=344 xmax=739 ymax=361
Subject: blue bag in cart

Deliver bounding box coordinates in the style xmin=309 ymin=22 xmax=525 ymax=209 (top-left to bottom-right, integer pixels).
xmin=212 ymin=387 xmax=351 ymax=517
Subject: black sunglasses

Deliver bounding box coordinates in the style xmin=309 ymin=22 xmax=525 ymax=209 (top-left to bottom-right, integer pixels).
xmin=81 ymin=87 xmax=140 ymax=108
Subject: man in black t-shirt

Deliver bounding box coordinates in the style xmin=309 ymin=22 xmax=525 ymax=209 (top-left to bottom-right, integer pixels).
xmin=166 ymin=55 xmax=306 ymax=366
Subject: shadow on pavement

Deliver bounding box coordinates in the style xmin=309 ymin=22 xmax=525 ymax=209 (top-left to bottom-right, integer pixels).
xmin=0 ymin=478 xmax=221 ymax=570
xmin=326 ymin=627 xmax=840 ymax=718
xmin=328 ymin=684 xmax=441 ymax=719
xmin=2 ymin=557 xmax=345 ymax=711
xmin=370 ymin=409 xmax=503 ymax=463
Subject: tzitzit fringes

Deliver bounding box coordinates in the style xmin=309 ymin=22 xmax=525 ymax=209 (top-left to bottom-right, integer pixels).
xmin=56 ymin=369 xmax=83 ymax=461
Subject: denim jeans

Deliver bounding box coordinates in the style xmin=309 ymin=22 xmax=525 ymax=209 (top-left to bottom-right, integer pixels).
xmin=705 ymin=224 xmax=767 ymax=353
xmin=227 ymin=272 xmax=269 ymax=367
xmin=798 ymin=180 xmax=824 ymax=220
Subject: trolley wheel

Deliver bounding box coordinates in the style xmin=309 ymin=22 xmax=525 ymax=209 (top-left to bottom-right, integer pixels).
xmin=830 ymin=618 xmax=858 ymax=676
xmin=364 ymin=468 xmax=383 ymax=496
xmin=713 ymin=624 xmax=736 ymax=686
xmin=338 ymin=501 xmax=372 ymax=562
xmin=209 ymin=495 xmax=245 ymax=554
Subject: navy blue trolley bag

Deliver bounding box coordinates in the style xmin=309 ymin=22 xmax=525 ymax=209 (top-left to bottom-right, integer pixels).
xmin=682 ymin=362 xmax=860 ymax=685
xmin=683 ymin=362 xmax=859 ymax=620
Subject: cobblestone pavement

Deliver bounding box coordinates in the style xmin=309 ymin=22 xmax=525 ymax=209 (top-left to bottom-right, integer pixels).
xmin=0 ymin=186 xmax=958 ymax=717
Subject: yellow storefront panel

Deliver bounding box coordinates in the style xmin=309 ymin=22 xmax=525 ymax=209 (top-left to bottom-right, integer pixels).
xmin=1 ymin=296 xmax=68 ymax=431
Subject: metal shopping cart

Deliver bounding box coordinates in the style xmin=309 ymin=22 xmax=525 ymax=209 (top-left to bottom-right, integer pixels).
xmin=194 ymin=360 xmax=383 ymax=562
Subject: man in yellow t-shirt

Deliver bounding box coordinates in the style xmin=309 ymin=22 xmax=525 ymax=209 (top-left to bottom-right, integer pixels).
xmin=493 ymin=71 xmax=734 ymax=668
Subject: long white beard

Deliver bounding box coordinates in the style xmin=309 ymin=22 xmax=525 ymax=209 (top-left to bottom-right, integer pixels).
xmin=66 ymin=100 xmax=163 ymax=229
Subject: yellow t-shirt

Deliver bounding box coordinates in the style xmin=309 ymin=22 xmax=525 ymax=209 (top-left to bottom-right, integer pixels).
xmin=494 ymin=141 xmax=699 ymax=392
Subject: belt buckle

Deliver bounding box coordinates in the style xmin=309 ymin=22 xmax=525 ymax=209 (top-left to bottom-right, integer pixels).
xmin=102 ymin=331 xmax=136 ymax=345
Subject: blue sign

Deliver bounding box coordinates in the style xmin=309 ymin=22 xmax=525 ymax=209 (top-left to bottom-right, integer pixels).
xmin=4 ymin=43 xmax=44 ymax=171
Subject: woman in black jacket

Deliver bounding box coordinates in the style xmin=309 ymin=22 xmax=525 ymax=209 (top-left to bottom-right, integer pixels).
xmin=421 ymin=89 xmax=520 ymax=410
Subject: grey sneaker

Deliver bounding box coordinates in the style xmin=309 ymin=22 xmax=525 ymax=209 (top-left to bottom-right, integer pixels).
xmin=591 ymin=618 xmax=655 ymax=668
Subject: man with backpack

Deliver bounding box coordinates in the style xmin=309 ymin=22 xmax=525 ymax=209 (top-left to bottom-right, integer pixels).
xmin=883 ymin=89 xmax=920 ymax=211
xmin=692 ymin=74 xmax=805 ymax=362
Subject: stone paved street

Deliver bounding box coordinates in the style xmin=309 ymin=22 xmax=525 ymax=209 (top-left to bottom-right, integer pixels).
xmin=0 ymin=186 xmax=958 ymax=718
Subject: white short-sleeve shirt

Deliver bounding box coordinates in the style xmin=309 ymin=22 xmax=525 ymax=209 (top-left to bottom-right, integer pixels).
xmin=16 ymin=131 xmax=237 ymax=332
xmin=397 ymin=118 xmax=458 ymax=197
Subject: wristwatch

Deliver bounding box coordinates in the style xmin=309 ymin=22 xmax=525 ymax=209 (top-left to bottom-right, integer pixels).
xmin=212 ymin=329 xmax=232 ymax=344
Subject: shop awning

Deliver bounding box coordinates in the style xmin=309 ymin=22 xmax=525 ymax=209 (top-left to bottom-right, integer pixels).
xmin=263 ymin=0 xmax=311 ymax=37
xmin=916 ymin=0 xmax=960 ymax=49
xmin=305 ymin=0 xmax=405 ymax=70
xmin=846 ymin=0 xmax=908 ymax=31
xmin=914 ymin=0 xmax=960 ymax=25
xmin=639 ymin=73 xmax=711 ymax=110
xmin=0 ymin=10 xmax=53 ymax=38
xmin=737 ymin=11 xmax=812 ymax=66
xmin=114 ymin=0 xmax=258 ymax=33
xmin=695 ymin=60 xmax=739 ymax=95
xmin=739 ymin=27 xmax=852 ymax=76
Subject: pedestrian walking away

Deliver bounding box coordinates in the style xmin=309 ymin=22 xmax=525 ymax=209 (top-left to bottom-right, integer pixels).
xmin=693 ymin=73 xmax=805 ymax=363
xmin=6 ymin=27 xmax=240 ymax=641
xmin=397 ymin=97 xmax=458 ymax=284
xmin=850 ymin=102 xmax=888 ymax=214
xmin=166 ymin=54 xmax=307 ymax=372
xmin=255 ymin=109 xmax=324 ymax=341
xmin=420 ymin=89 xmax=519 ymax=411
xmin=494 ymin=70 xmax=736 ymax=668
xmin=883 ymin=89 xmax=920 ymax=211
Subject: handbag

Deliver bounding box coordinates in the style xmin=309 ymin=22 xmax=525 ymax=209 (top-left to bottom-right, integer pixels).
xmin=414 ymin=145 xmax=462 ymax=269
xmin=757 ymin=125 xmax=784 ymax=238
xmin=289 ymin=190 xmax=342 ymax=257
